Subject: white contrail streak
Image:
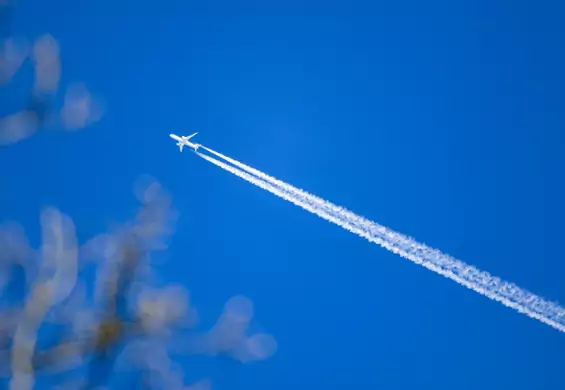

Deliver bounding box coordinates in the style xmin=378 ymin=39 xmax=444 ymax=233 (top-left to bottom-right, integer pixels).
xmin=202 ymin=146 xmax=404 ymax=241
xmin=201 ymin=146 xmax=340 ymax=214
xmin=197 ymin=150 xmax=565 ymax=333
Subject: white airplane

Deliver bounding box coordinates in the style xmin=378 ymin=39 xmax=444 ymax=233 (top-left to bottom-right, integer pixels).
xmin=169 ymin=132 xmax=201 ymax=152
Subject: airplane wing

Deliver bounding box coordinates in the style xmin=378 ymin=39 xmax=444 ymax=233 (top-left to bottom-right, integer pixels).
xmin=185 ymin=132 xmax=198 ymax=140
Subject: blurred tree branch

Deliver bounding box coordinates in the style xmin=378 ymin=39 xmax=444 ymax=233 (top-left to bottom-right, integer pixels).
xmin=0 ymin=177 xmax=277 ymax=389
xmin=1 ymin=2 xmax=276 ymax=387
xmin=1 ymin=0 xmax=103 ymax=145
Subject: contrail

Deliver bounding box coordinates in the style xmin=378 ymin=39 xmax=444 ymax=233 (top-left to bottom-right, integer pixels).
xmin=201 ymin=146 xmax=342 ymax=215
xmin=196 ymin=150 xmax=565 ymax=333
xmin=202 ymin=146 xmax=401 ymax=242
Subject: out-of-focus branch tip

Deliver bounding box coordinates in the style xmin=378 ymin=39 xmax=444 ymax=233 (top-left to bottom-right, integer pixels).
xmin=0 ymin=176 xmax=277 ymax=389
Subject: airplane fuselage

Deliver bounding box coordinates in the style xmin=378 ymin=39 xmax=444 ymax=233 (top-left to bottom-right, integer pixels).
xmin=170 ymin=133 xmax=200 ymax=152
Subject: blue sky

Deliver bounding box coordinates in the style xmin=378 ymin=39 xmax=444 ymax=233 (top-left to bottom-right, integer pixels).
xmin=2 ymin=0 xmax=565 ymax=388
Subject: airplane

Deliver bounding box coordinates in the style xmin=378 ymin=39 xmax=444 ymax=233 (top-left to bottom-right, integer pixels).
xmin=169 ymin=132 xmax=201 ymax=152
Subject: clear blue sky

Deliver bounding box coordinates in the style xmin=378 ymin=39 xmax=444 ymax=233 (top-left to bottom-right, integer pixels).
xmin=2 ymin=0 xmax=565 ymax=388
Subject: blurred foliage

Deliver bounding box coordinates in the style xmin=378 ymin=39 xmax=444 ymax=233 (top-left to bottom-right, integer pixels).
xmin=1 ymin=1 xmax=277 ymax=388
xmin=0 ymin=179 xmax=277 ymax=389
xmin=1 ymin=0 xmax=103 ymax=145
